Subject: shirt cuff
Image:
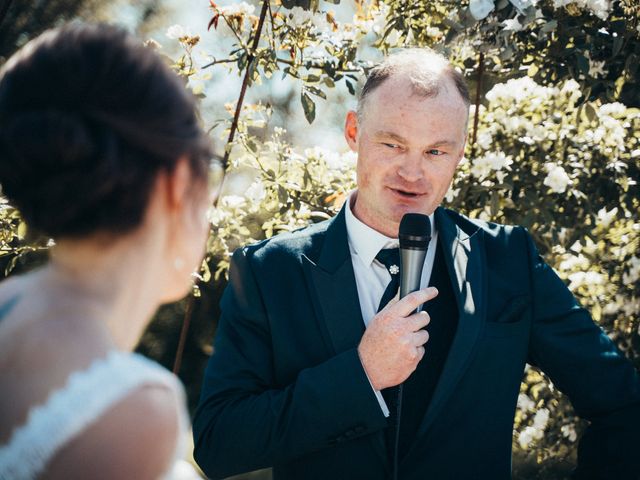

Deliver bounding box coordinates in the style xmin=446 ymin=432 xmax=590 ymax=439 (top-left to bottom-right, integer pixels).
xmin=362 ymin=369 xmax=390 ymax=417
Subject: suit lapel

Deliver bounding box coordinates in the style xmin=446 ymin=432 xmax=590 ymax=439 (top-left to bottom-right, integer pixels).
xmin=301 ymin=206 xmax=388 ymax=466
xmin=411 ymin=208 xmax=487 ymax=443
xmin=301 ymin=207 xmax=365 ymax=354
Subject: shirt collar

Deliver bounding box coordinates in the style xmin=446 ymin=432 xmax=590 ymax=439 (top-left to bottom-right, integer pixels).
xmin=344 ymin=191 xmax=436 ymax=267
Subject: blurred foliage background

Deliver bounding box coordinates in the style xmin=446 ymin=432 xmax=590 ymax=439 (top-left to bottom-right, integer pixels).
xmin=1 ymin=1 xmax=639 ymax=479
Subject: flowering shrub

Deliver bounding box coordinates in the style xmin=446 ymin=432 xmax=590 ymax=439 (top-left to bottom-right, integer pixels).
xmin=445 ymin=74 xmax=639 ymax=471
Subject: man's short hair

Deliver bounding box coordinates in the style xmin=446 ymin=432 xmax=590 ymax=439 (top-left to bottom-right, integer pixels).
xmin=357 ymin=48 xmax=471 ymax=120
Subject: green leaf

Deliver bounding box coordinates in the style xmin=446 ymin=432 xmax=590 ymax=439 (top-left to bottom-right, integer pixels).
xmin=540 ymin=20 xmax=557 ymax=34
xmin=345 ymin=80 xmax=355 ymax=95
xmin=576 ymin=54 xmax=589 ymax=74
xmin=17 ymin=221 xmax=27 ymax=240
xmin=305 ymin=85 xmax=327 ymax=99
xmin=612 ymin=34 xmax=624 ymax=57
xmin=301 ymin=90 xmax=316 ymax=124
xmin=584 ymin=103 xmax=597 ymax=122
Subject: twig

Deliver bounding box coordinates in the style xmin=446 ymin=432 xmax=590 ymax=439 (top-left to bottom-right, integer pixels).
xmin=470 ymin=51 xmax=484 ymax=160
xmin=222 ymin=0 xmax=270 ymax=168
xmin=172 ymin=293 xmax=194 ymax=374
xmin=201 ymin=57 xmax=237 ymax=69
xmin=172 ymin=0 xmax=270 ymax=374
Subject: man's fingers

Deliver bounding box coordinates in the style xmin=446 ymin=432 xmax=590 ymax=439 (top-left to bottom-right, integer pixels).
xmin=411 ymin=328 xmax=429 ymax=346
xmin=388 ymin=287 xmax=438 ymax=317
xmin=408 ymin=311 xmax=430 ymax=331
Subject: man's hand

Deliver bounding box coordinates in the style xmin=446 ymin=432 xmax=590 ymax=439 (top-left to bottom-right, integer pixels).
xmin=358 ymin=287 xmax=438 ymax=391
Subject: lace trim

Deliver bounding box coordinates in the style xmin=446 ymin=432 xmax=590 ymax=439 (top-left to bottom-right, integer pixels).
xmin=0 ymin=351 xmax=185 ymax=480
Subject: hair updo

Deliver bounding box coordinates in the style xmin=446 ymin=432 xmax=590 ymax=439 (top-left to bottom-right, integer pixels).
xmin=0 ymin=22 xmax=212 ymax=238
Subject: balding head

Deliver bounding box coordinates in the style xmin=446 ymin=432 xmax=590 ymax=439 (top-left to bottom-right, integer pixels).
xmin=357 ymin=48 xmax=470 ymax=122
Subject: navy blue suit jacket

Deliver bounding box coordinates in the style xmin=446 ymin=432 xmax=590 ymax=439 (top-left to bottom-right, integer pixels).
xmin=193 ymin=207 xmax=640 ymax=479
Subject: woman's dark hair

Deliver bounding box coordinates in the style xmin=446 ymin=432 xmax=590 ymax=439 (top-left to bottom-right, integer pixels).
xmin=0 ymin=23 xmax=212 ymax=238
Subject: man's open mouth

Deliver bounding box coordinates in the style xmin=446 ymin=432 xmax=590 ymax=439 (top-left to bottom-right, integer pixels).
xmin=390 ymin=188 xmax=422 ymax=198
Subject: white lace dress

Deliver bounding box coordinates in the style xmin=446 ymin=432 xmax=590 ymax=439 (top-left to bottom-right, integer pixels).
xmin=0 ymin=351 xmax=200 ymax=479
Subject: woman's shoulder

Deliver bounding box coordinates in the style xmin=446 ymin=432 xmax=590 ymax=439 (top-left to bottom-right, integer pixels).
xmin=46 ymin=367 xmax=184 ymax=480
xmin=1 ymin=351 xmax=187 ymax=479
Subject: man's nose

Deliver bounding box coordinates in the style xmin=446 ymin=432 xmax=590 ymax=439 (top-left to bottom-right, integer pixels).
xmin=397 ymin=152 xmax=424 ymax=183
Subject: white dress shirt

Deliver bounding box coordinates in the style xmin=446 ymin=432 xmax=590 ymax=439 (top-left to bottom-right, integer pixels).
xmin=344 ymin=192 xmax=439 ymax=416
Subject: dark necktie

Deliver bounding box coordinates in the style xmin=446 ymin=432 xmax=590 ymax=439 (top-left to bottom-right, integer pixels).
xmin=374 ymin=247 xmax=402 ymax=460
xmin=375 ymin=248 xmax=400 ymax=312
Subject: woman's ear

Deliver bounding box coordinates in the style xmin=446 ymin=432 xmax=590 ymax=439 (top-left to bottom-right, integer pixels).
xmin=165 ymin=156 xmax=192 ymax=212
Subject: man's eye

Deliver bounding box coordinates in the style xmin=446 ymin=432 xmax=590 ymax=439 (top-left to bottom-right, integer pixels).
xmin=383 ymin=143 xmax=400 ymax=149
xmin=427 ymin=149 xmax=444 ymax=156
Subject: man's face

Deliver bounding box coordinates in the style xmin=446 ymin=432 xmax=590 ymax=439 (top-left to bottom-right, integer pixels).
xmin=344 ymin=76 xmax=468 ymax=237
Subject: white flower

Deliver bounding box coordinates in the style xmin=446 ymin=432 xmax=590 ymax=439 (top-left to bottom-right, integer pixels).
xmin=517 ymin=393 xmax=536 ymax=412
xmin=485 ymin=76 xmax=552 ymax=105
xmin=552 ymin=0 xmax=610 ymax=19
xmin=245 ymin=180 xmax=267 ymax=203
xmin=425 ymin=26 xmax=443 ymax=38
xmin=568 ymin=271 xmax=605 ymax=290
xmin=561 ymin=79 xmax=581 ymax=94
xmin=623 ymin=256 xmax=640 ymax=285
xmin=471 ymin=152 xmax=513 ymax=180
xmin=477 ymin=131 xmax=493 ymax=150
xmin=510 ymin=0 xmax=537 ymax=13
xmin=304 ymin=146 xmax=342 ymax=170
xmin=288 ymin=7 xmax=330 ymax=34
xmin=543 ymin=163 xmax=572 ymax=193
xmin=596 ymin=206 xmax=618 ymax=228
xmin=588 ymin=59 xmax=606 ymax=78
xmin=445 ymin=187 xmax=460 ymax=203
xmin=469 ymin=0 xmax=496 ymax=20
xmin=561 ymin=424 xmax=577 ymax=442
xmin=502 ymin=18 xmax=524 ymax=31
xmin=559 ymin=253 xmax=590 ymax=271
xmin=532 ymin=408 xmax=549 ymax=430
xmin=219 ymin=2 xmax=255 ymax=16
xmin=221 ymin=195 xmax=246 ymax=208
xmin=166 ymin=24 xmax=187 ymax=39
xmin=599 ymin=102 xmax=626 ymax=117
xmin=518 ymin=426 xmax=538 ymax=449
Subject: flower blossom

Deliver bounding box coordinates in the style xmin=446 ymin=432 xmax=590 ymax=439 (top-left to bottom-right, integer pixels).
xmin=502 ymin=18 xmax=524 ymax=31
xmin=552 ymin=0 xmax=610 ymax=20
xmin=561 ymin=424 xmax=577 ymax=442
xmin=469 ymin=0 xmax=495 ymax=20
xmin=218 ymin=2 xmax=255 ymax=16
xmin=623 ymin=256 xmax=640 ymax=286
xmin=470 ymin=151 xmax=513 ymax=181
xmin=567 ymin=271 xmax=605 ymax=291
xmin=596 ymin=206 xmax=618 ymax=228
xmin=166 ymin=24 xmax=188 ymax=39
xmin=543 ymin=163 xmax=572 ymax=193
xmin=517 ymin=393 xmax=536 ymax=412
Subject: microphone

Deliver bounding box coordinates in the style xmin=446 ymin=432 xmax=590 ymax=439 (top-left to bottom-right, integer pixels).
xmin=388 ymin=213 xmax=432 ymax=480
xmin=399 ymin=213 xmax=432 ymax=305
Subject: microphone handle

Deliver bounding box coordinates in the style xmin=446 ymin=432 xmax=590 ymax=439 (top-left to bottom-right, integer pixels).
xmin=399 ymin=248 xmax=428 ymax=309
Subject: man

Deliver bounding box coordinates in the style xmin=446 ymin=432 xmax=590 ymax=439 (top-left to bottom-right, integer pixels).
xmin=193 ymin=49 xmax=640 ymax=479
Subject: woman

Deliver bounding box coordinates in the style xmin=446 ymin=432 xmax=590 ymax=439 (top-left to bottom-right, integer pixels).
xmin=0 ymin=23 xmax=217 ymax=479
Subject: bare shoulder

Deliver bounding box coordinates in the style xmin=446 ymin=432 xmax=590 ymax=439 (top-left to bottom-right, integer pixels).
xmin=45 ymin=383 xmax=182 ymax=480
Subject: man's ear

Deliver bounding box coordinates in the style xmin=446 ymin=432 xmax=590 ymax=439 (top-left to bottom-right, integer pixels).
xmin=456 ymin=133 xmax=468 ymax=166
xmin=344 ymin=110 xmax=359 ymax=152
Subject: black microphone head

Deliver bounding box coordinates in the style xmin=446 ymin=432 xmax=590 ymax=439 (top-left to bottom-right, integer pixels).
xmin=399 ymin=213 xmax=431 ymax=250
